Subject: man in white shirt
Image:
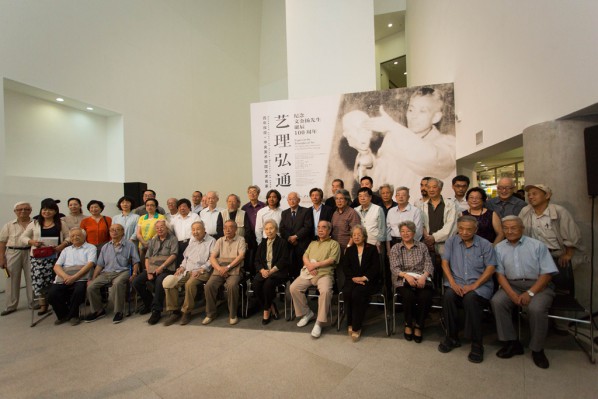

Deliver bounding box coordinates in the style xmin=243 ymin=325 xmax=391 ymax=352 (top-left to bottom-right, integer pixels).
xmin=191 ymin=191 xmax=203 ymax=214
xmin=386 ymin=186 xmax=424 ymax=252
xmin=170 ymin=198 xmax=200 ymax=266
xmin=354 ymin=187 xmax=386 ymax=251
xmin=200 ymin=191 xmax=222 ymax=238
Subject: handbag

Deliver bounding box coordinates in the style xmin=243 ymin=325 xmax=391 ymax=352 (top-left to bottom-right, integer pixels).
xmin=32 ymin=246 xmax=55 ymax=258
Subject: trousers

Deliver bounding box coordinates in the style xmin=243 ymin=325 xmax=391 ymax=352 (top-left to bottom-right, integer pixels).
xmin=87 ymin=270 xmax=130 ymax=314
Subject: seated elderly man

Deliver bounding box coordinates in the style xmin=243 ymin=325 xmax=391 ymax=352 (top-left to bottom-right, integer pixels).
xmin=85 ymin=224 xmax=140 ymax=324
xmin=202 ymin=220 xmax=246 ymax=325
xmin=162 ymin=221 xmax=215 ymax=326
xmin=132 ymin=219 xmax=178 ymax=325
xmin=47 ymin=227 xmax=96 ymax=325
xmin=491 ymin=216 xmax=558 ymax=369
xmin=438 ymin=216 xmax=496 ymax=363
xmin=290 ymin=220 xmax=341 ymax=338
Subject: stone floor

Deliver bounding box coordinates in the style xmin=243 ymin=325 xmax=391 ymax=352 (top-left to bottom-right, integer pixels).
xmin=0 ymin=292 xmax=596 ymax=399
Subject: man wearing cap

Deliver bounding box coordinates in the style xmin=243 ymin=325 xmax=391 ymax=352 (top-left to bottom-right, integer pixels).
xmin=487 ymin=177 xmax=526 ymax=219
xmin=518 ymin=184 xmax=582 ymax=271
xmin=491 ymin=216 xmax=558 ymax=369
xmin=0 ymin=202 xmax=34 ymax=315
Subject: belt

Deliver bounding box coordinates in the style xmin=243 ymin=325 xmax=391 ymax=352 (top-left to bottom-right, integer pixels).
xmin=7 ymin=246 xmax=31 ymax=250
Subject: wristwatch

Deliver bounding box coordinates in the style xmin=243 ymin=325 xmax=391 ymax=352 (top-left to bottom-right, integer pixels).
xmin=527 ymin=290 xmax=535 ymax=297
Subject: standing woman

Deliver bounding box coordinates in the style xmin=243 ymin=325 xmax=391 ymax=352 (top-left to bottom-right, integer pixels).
xmin=62 ymin=198 xmax=86 ymax=230
xmin=80 ymin=200 xmax=112 ymax=252
xmin=254 ymin=190 xmax=283 ymax=245
xmin=341 ymin=225 xmax=380 ymax=342
xmin=112 ymin=196 xmax=140 ymax=243
xmin=21 ymin=199 xmax=70 ymax=315
xmin=136 ymin=198 xmax=166 ymax=263
xmin=253 ymin=220 xmax=289 ymax=325
xmin=462 ymin=187 xmax=504 ymax=245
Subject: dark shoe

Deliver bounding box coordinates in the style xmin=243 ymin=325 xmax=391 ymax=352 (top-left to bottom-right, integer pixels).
xmin=164 ymin=312 xmax=181 ymax=326
xmin=70 ymin=317 xmax=81 ymax=326
xmin=262 ymin=315 xmax=272 ymax=325
xmin=413 ymin=327 xmax=423 ymax=344
xmin=404 ymin=325 xmax=413 ymax=341
xmin=271 ymin=303 xmax=279 ymax=320
xmin=112 ymin=312 xmax=124 ymax=324
xmin=54 ymin=317 xmax=68 ymax=325
xmin=84 ymin=309 xmax=106 ymax=323
xmin=148 ymin=311 xmax=161 ymax=325
xmin=438 ymin=337 xmax=461 ymax=353
xmin=468 ymin=343 xmax=484 ymax=363
xmin=496 ymin=341 xmax=524 ymax=359
xmin=139 ymin=306 xmax=151 ymax=315
xmin=180 ymin=313 xmax=191 ymax=325
xmin=532 ymin=350 xmax=550 ymax=369
xmin=1 ymin=309 xmax=16 ymax=316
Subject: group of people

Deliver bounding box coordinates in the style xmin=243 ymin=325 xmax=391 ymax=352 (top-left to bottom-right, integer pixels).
xmin=0 ymin=175 xmax=582 ymax=369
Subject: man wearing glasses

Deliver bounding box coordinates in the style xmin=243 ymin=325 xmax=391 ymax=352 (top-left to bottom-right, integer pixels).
xmin=487 ymin=177 xmax=526 ymax=219
xmin=0 ymin=202 xmax=34 ymax=315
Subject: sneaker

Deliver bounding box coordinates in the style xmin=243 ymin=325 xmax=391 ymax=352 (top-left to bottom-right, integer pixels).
xmin=148 ymin=311 xmax=161 ymax=325
xmin=202 ymin=316 xmax=213 ymax=325
xmin=438 ymin=337 xmax=461 ymax=353
xmin=229 ymin=317 xmax=239 ymax=325
xmin=180 ymin=313 xmax=191 ymax=325
xmin=70 ymin=317 xmax=81 ymax=326
xmin=164 ymin=312 xmax=181 ymax=326
xmin=311 ymin=323 xmax=322 ymax=338
xmin=84 ymin=309 xmax=106 ymax=323
xmin=532 ymin=350 xmax=550 ymax=369
xmin=297 ymin=309 xmax=315 ymax=327
xmin=112 ymin=312 xmax=124 ymax=324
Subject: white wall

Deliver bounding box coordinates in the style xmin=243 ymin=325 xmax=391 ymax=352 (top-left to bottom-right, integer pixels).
xmin=259 ymin=0 xmax=288 ymax=102
xmin=406 ymin=0 xmax=598 ymax=159
xmin=4 ymin=90 xmax=118 ymax=182
xmin=285 ymin=0 xmax=376 ymax=99
xmin=0 ymin=0 xmax=263 ymax=223
xmin=375 ymin=31 xmax=406 ymax=89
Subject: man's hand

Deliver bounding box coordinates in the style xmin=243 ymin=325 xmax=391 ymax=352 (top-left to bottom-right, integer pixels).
xmin=260 ymin=269 xmax=270 ymax=279
xmin=558 ymin=253 xmax=572 ymax=268
xmin=462 ymin=283 xmax=477 ymax=295
xmin=288 ymin=236 xmax=298 ymax=245
xmin=352 ymin=276 xmax=367 ymax=286
xmin=450 ymin=281 xmax=464 ymax=297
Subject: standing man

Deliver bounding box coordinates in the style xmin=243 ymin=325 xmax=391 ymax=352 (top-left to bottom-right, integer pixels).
xmin=203 ymin=220 xmax=246 ymax=325
xmin=200 ymin=191 xmax=222 ymax=238
xmin=450 ymin=175 xmax=470 ymax=214
xmin=487 ymin=177 xmax=526 ymax=219
xmin=216 ymin=194 xmax=253 ymax=245
xmin=191 ymin=191 xmax=203 ymax=214
xmin=170 ymin=198 xmax=200 ymax=266
xmin=438 ymin=216 xmax=496 ymax=363
xmin=241 ymin=185 xmax=265 ymax=277
xmin=132 ymin=220 xmax=178 ymax=325
xmin=133 ymin=189 xmax=166 ymax=216
xmin=379 ymin=183 xmax=397 ymax=217
xmin=280 ymin=192 xmax=314 ymax=278
xmin=165 ymin=198 xmax=178 ymax=221
xmin=421 ymin=178 xmax=457 ymax=257
xmin=309 ymin=188 xmax=334 ymax=240
xmin=386 ymin=187 xmax=424 ymax=251
xmin=350 ymin=176 xmax=383 ymax=207
xmin=290 ymin=221 xmax=341 ymax=338
xmin=324 ymin=179 xmax=345 ymax=209
xmin=331 ymin=189 xmax=361 ymax=251
xmin=0 ymin=202 xmax=34 ymax=315
xmin=354 ymin=187 xmax=386 ymax=251
xmin=85 ymin=224 xmax=141 ymax=324
xmin=418 ymin=177 xmax=431 ymax=205
xmin=491 ymin=216 xmax=558 ymax=369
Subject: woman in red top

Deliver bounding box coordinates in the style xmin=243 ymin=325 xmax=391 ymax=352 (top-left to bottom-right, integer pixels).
xmin=80 ymin=200 xmax=111 ymax=251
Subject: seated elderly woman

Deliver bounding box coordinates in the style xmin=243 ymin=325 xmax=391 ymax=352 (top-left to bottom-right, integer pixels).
xmin=341 ymin=224 xmax=380 ymax=342
xmin=389 ymin=220 xmax=434 ymax=343
xmin=252 ymin=219 xmax=289 ymax=325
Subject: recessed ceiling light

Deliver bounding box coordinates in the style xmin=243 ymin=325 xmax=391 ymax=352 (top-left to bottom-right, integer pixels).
xmin=403 ymin=72 xmax=407 ymax=75
xmin=56 ymin=98 xmax=64 ymax=102
xmin=387 ymin=23 xmax=393 ymax=28
xmin=476 ymin=161 xmax=482 ymax=163
xmin=480 ymin=164 xmax=486 ymax=166
xmin=393 ymin=61 xmax=398 ymax=65
xmin=86 ymin=107 xmax=94 ymax=111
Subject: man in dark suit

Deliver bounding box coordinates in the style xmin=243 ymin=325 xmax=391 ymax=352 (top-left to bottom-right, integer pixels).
xmin=309 ymin=188 xmax=334 ymax=240
xmin=350 ymin=176 xmax=383 ymax=208
xmin=324 ymin=179 xmax=345 ymax=209
xmin=280 ymin=192 xmax=314 ymax=278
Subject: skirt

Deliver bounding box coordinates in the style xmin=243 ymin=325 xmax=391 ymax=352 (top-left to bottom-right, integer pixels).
xmin=31 ymin=255 xmax=56 ymax=296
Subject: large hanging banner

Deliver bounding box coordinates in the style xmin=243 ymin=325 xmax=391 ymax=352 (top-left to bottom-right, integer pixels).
xmin=250 ymin=83 xmax=456 ymax=207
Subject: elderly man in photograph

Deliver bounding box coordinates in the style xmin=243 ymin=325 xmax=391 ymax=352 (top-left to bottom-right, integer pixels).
xmin=47 ymin=227 xmax=96 ymax=325
xmin=438 ymin=216 xmax=496 ymax=364
xmin=202 ymin=220 xmax=246 ymax=325
xmin=85 ymin=223 xmax=140 ymax=324
xmin=491 ymin=216 xmax=558 ymax=369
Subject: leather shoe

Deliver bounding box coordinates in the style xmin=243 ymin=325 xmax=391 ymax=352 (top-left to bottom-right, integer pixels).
xmin=438 ymin=337 xmax=461 ymax=353
xmin=262 ymin=315 xmax=271 ymax=325
xmin=147 ymin=311 xmax=161 ymax=325
xmin=532 ymin=350 xmax=550 ymax=369
xmin=0 ymin=309 xmax=16 ymax=316
xmin=404 ymin=325 xmax=413 ymax=341
xmin=413 ymin=328 xmax=423 ymax=344
xmin=496 ymin=341 xmax=524 ymax=359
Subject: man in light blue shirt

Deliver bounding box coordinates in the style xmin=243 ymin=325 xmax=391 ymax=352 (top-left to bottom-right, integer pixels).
xmin=438 ymin=216 xmax=496 ymax=363
xmin=491 ymin=216 xmax=558 ymax=369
